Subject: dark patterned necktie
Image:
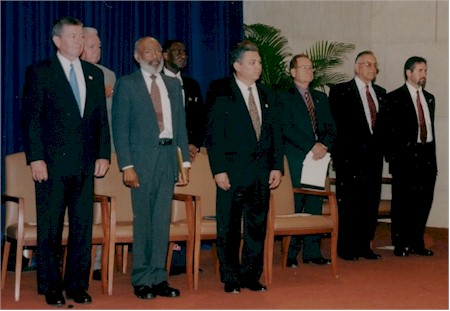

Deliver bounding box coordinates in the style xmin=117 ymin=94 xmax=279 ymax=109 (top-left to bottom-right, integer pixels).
xmin=366 ymin=85 xmax=377 ymax=130
xmin=248 ymin=86 xmax=261 ymax=140
xmin=304 ymin=91 xmax=317 ymax=135
xmin=416 ymin=90 xmax=427 ymax=143
xmin=150 ymin=75 xmax=164 ymax=133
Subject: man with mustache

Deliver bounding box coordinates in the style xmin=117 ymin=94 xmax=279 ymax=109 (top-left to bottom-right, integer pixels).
xmin=386 ymin=56 xmax=437 ymax=257
xmin=112 ymin=36 xmax=190 ymax=299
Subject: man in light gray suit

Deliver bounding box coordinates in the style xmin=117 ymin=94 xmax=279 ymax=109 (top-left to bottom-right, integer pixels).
xmin=112 ymin=36 xmax=190 ymax=299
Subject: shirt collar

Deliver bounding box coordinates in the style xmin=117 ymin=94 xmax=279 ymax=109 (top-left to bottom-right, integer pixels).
xmin=57 ymin=51 xmax=80 ymax=69
xmin=406 ymin=81 xmax=422 ymax=95
xmin=354 ymin=75 xmax=372 ymax=90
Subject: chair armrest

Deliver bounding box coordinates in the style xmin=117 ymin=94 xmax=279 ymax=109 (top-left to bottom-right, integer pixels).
xmin=292 ymin=187 xmax=338 ymax=224
xmin=2 ymin=194 xmax=26 ymax=237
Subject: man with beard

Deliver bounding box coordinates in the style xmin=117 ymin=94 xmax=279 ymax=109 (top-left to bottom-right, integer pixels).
xmin=112 ymin=36 xmax=190 ymax=299
xmin=386 ymin=56 xmax=437 ymax=257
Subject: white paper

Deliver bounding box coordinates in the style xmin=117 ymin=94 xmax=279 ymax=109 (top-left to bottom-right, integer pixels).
xmin=300 ymin=151 xmax=331 ymax=188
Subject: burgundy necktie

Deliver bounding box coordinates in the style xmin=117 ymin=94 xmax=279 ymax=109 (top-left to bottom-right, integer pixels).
xmin=248 ymin=87 xmax=261 ymax=140
xmin=366 ymin=85 xmax=377 ymax=130
xmin=304 ymin=91 xmax=318 ymax=135
xmin=416 ymin=90 xmax=427 ymax=143
xmin=150 ymin=75 xmax=164 ymax=133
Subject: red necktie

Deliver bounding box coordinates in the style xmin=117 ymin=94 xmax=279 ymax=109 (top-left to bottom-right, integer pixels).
xmin=248 ymin=87 xmax=261 ymax=140
xmin=416 ymin=90 xmax=427 ymax=143
xmin=304 ymin=91 xmax=318 ymax=135
xmin=150 ymin=75 xmax=164 ymax=133
xmin=366 ymin=85 xmax=377 ymax=130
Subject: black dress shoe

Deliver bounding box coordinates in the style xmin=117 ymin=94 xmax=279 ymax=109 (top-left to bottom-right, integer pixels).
xmin=286 ymin=258 xmax=298 ymax=268
xmin=152 ymin=281 xmax=180 ymax=297
xmin=169 ymin=266 xmax=186 ymax=276
xmin=361 ymin=251 xmax=382 ymax=260
xmin=134 ymin=285 xmax=156 ymax=299
xmin=65 ymin=289 xmax=92 ymax=304
xmin=410 ymin=248 xmax=434 ymax=256
xmin=303 ymin=257 xmax=331 ymax=265
xmin=241 ymin=280 xmax=267 ymax=292
xmin=339 ymin=254 xmax=359 ymax=261
xmin=224 ymin=282 xmax=240 ymax=293
xmin=93 ymin=269 xmax=102 ymax=281
xmin=45 ymin=289 xmax=65 ymax=306
xmin=394 ymin=247 xmax=409 ymax=257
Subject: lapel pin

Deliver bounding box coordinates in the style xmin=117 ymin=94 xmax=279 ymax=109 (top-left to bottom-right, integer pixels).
xmin=265 ymin=104 xmax=269 ymax=108
xmin=88 ymin=75 xmax=93 ymax=80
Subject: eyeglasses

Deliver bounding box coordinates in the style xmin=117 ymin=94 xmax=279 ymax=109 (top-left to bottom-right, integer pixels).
xmin=295 ymin=65 xmax=314 ymax=72
xmin=357 ymin=62 xmax=378 ymax=69
xmin=170 ymin=49 xmax=187 ymax=56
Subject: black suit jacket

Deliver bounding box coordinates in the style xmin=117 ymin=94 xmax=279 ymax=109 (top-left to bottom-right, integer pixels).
xmin=329 ymin=79 xmax=388 ymax=173
xmin=386 ymin=84 xmax=437 ymax=174
xmin=205 ymin=77 xmax=284 ymax=186
xmin=22 ymin=57 xmax=111 ymax=175
xmin=182 ymin=75 xmax=205 ymax=148
xmin=279 ymin=85 xmax=336 ymax=184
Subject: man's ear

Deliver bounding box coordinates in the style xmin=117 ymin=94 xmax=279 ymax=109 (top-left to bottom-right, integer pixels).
xmin=233 ymin=61 xmax=240 ymax=73
xmin=52 ymin=36 xmax=61 ymax=49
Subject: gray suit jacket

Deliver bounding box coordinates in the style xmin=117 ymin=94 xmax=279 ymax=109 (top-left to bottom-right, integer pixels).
xmin=112 ymin=69 xmax=189 ymax=183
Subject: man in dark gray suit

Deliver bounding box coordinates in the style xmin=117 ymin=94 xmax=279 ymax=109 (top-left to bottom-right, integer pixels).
xmin=279 ymin=54 xmax=336 ymax=267
xmin=112 ymin=36 xmax=190 ymax=299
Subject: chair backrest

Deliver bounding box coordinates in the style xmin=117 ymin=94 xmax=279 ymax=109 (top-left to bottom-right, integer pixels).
xmin=270 ymin=156 xmax=295 ymax=215
xmin=174 ymin=148 xmax=217 ymax=218
xmin=94 ymin=153 xmax=133 ymax=222
xmin=4 ymin=152 xmax=37 ymax=228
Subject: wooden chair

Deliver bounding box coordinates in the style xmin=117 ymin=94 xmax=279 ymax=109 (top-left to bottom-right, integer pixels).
xmin=94 ymin=152 xmax=197 ymax=295
xmin=1 ymin=152 xmax=109 ymax=301
xmin=264 ymin=157 xmax=339 ymax=284
xmin=172 ymin=147 xmax=217 ymax=290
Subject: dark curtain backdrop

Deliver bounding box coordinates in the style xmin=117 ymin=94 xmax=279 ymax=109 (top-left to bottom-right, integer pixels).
xmin=1 ymin=0 xmax=243 ymax=241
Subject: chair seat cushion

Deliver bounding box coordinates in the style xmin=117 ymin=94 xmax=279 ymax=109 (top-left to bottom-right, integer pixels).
xmin=274 ymin=215 xmax=333 ymax=230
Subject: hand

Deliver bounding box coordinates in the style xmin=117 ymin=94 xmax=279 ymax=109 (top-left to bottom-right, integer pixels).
xmin=30 ymin=160 xmax=48 ymax=183
xmin=94 ymin=159 xmax=110 ymax=177
xmin=268 ymin=170 xmax=282 ymax=189
xmin=214 ymin=172 xmax=230 ymax=191
xmin=123 ymin=167 xmax=140 ymax=188
xmin=188 ymin=144 xmax=198 ymax=162
xmin=105 ymin=84 xmax=114 ymax=98
xmin=311 ymin=142 xmax=328 ymax=160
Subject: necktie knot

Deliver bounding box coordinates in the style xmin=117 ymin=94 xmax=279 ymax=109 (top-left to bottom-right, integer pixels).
xmin=151 ymin=74 xmax=157 ymax=81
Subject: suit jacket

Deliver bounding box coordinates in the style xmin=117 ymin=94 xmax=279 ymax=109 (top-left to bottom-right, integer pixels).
xmin=182 ymin=75 xmax=204 ymax=148
xmin=279 ymin=85 xmax=336 ymax=184
xmin=96 ymin=63 xmax=117 ymax=151
xmin=205 ymin=77 xmax=284 ymax=186
xmin=22 ymin=57 xmax=111 ymax=175
xmin=328 ymin=79 xmax=388 ymax=173
xmin=386 ymin=84 xmax=437 ymax=174
xmin=112 ymin=70 xmax=189 ymax=183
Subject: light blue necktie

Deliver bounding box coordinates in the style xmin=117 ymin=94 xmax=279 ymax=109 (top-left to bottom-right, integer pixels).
xmin=69 ymin=63 xmax=82 ymax=114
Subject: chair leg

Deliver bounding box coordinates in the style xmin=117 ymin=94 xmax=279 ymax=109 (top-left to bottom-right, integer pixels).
xmin=281 ymin=236 xmax=291 ymax=270
xmin=166 ymin=242 xmax=175 ymax=274
xmin=101 ymin=242 xmax=109 ymax=294
xmin=122 ymin=245 xmax=128 ymax=274
xmin=1 ymin=241 xmax=11 ymax=289
xmin=14 ymin=241 xmax=24 ymax=301
xmin=212 ymin=242 xmax=219 ymax=275
xmin=61 ymin=247 xmax=68 ymax=279
xmin=115 ymin=245 xmax=123 ymax=272
xmin=89 ymin=246 xmax=96 ymax=283
xmin=331 ymin=231 xmax=338 ymax=278
xmin=185 ymin=240 xmax=194 ymax=290
xmin=108 ymin=241 xmax=115 ymax=296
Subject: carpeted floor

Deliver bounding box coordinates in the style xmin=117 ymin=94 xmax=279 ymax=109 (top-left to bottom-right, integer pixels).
xmin=1 ymin=222 xmax=448 ymax=309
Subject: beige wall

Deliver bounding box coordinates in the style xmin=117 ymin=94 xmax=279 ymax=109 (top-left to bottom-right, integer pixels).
xmin=244 ymin=0 xmax=449 ymax=228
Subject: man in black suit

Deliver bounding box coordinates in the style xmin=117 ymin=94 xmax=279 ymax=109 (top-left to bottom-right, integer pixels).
xmin=386 ymin=56 xmax=437 ymax=257
xmin=279 ymin=54 xmax=336 ymax=267
xmin=22 ymin=16 xmax=110 ymax=306
xmin=329 ymin=50 xmax=388 ymax=261
xmin=205 ymin=40 xmax=284 ymax=293
xmin=162 ymin=39 xmax=204 ymax=162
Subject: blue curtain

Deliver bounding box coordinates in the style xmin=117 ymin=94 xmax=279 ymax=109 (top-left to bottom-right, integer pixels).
xmin=1 ymin=0 xmax=243 ymax=241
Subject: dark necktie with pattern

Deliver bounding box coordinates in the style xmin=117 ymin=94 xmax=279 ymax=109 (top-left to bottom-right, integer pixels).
xmin=416 ymin=90 xmax=427 ymax=143
xmin=365 ymin=85 xmax=377 ymax=130
xmin=304 ymin=90 xmax=318 ymax=135
xmin=150 ymin=75 xmax=164 ymax=133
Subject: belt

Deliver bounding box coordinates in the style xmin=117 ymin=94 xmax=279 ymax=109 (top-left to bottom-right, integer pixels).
xmin=158 ymin=138 xmax=173 ymax=146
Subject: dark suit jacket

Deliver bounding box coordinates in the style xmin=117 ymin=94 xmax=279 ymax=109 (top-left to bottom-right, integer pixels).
xmin=22 ymin=57 xmax=111 ymax=175
xmin=328 ymin=79 xmax=388 ymax=173
xmin=182 ymin=75 xmax=204 ymax=148
xmin=279 ymin=85 xmax=336 ymax=184
xmin=386 ymin=84 xmax=437 ymax=174
xmin=112 ymin=70 xmax=189 ymax=183
xmin=205 ymin=77 xmax=284 ymax=186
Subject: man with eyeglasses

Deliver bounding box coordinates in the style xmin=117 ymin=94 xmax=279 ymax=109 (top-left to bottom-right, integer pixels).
xmin=278 ymin=54 xmax=336 ymax=268
xmin=329 ymin=50 xmax=389 ymax=261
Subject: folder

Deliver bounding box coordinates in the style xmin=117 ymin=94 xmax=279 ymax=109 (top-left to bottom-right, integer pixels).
xmin=177 ymin=146 xmax=188 ymax=186
xmin=300 ymin=151 xmax=331 ymax=189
